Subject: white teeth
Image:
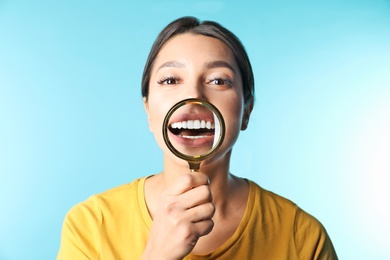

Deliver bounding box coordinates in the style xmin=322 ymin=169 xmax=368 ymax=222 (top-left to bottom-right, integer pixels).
xmin=194 ymin=120 xmax=200 ymax=129
xmin=181 ymin=135 xmax=209 ymax=139
xmin=170 ymin=120 xmax=214 ymax=129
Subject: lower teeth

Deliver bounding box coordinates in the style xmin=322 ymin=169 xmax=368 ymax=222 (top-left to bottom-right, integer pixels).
xmin=180 ymin=135 xmax=209 ymax=139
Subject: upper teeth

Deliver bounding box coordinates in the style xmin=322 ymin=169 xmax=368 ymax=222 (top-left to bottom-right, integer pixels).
xmin=171 ymin=120 xmax=214 ymax=129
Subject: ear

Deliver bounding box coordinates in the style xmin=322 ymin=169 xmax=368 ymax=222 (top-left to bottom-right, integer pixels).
xmin=241 ymin=99 xmax=254 ymax=131
xmin=143 ymin=97 xmax=152 ymax=132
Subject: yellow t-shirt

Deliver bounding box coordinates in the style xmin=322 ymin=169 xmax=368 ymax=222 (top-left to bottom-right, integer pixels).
xmin=57 ymin=177 xmax=337 ymax=259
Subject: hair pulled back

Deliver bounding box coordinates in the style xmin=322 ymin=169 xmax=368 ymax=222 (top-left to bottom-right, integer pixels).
xmin=141 ymin=16 xmax=254 ymax=105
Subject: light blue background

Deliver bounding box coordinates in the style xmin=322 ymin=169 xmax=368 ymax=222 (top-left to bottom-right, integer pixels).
xmin=1 ymin=0 xmax=389 ymax=259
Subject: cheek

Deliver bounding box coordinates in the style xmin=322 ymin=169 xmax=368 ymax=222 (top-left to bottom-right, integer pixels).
xmin=218 ymin=97 xmax=245 ymax=144
xmin=224 ymin=95 xmax=245 ymax=124
xmin=147 ymin=105 xmax=166 ymax=134
xmin=146 ymin=96 xmax=178 ymax=153
xmin=146 ymin=89 xmax=175 ymax=132
xmin=146 ymin=104 xmax=168 ymax=155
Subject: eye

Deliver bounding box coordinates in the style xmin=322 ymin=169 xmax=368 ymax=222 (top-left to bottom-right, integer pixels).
xmin=157 ymin=76 xmax=180 ymax=85
xmin=209 ymin=77 xmax=233 ymax=86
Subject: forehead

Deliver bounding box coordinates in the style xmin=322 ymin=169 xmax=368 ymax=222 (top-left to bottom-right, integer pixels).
xmin=153 ymin=33 xmax=236 ymax=69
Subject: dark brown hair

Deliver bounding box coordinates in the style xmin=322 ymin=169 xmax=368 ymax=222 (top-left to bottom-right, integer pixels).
xmin=141 ymin=16 xmax=255 ymax=105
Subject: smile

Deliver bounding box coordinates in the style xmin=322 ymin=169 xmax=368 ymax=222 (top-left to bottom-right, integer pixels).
xmin=169 ymin=119 xmax=215 ymax=139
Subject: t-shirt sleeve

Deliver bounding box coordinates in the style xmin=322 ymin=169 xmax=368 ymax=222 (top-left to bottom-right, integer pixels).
xmin=57 ymin=196 xmax=102 ymax=260
xmin=294 ymin=208 xmax=338 ymax=260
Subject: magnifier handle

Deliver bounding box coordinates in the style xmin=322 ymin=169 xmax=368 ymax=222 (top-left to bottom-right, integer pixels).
xmin=188 ymin=162 xmax=201 ymax=172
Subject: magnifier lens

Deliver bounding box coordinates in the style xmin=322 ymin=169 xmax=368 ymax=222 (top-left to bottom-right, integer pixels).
xmin=162 ymin=99 xmax=225 ymax=171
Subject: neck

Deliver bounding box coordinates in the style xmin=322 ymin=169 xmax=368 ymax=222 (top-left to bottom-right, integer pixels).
xmin=162 ymin=150 xmax=232 ymax=183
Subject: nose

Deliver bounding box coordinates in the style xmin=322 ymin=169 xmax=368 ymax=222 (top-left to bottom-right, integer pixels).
xmin=185 ymin=80 xmax=205 ymax=99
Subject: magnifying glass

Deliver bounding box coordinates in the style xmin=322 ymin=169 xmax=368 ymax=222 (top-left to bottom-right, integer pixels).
xmin=162 ymin=98 xmax=225 ymax=172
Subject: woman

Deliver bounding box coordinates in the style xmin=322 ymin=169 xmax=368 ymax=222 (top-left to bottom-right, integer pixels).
xmin=58 ymin=16 xmax=337 ymax=259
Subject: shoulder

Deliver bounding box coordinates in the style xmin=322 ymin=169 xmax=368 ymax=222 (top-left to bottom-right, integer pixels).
xmin=58 ymin=178 xmax=147 ymax=259
xmin=93 ymin=178 xmax=141 ymax=206
xmin=248 ymin=180 xmax=299 ymax=216
xmin=247 ymin=180 xmax=338 ymax=259
xmin=294 ymin=208 xmax=338 ymax=259
xmin=64 ymin=177 xmax=145 ymax=223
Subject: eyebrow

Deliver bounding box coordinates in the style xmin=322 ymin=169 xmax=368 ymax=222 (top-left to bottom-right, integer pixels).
xmin=205 ymin=60 xmax=236 ymax=73
xmin=156 ymin=61 xmax=185 ymax=71
xmin=156 ymin=60 xmax=237 ymax=73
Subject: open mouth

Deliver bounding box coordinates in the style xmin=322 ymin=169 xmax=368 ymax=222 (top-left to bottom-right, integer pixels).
xmin=169 ymin=119 xmax=215 ymax=140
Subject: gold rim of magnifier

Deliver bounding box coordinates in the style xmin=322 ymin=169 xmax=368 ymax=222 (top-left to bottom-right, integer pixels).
xmin=162 ymin=98 xmax=225 ymax=168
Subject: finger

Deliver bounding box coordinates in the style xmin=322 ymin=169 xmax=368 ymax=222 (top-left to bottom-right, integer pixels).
xmin=165 ymin=172 xmax=209 ymax=196
xmin=179 ymin=184 xmax=213 ymax=209
xmin=193 ymin=219 xmax=214 ymax=237
xmin=186 ymin=202 xmax=215 ymax=222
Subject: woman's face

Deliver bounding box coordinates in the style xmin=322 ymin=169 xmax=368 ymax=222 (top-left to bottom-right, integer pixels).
xmin=144 ymin=33 xmax=252 ymax=167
